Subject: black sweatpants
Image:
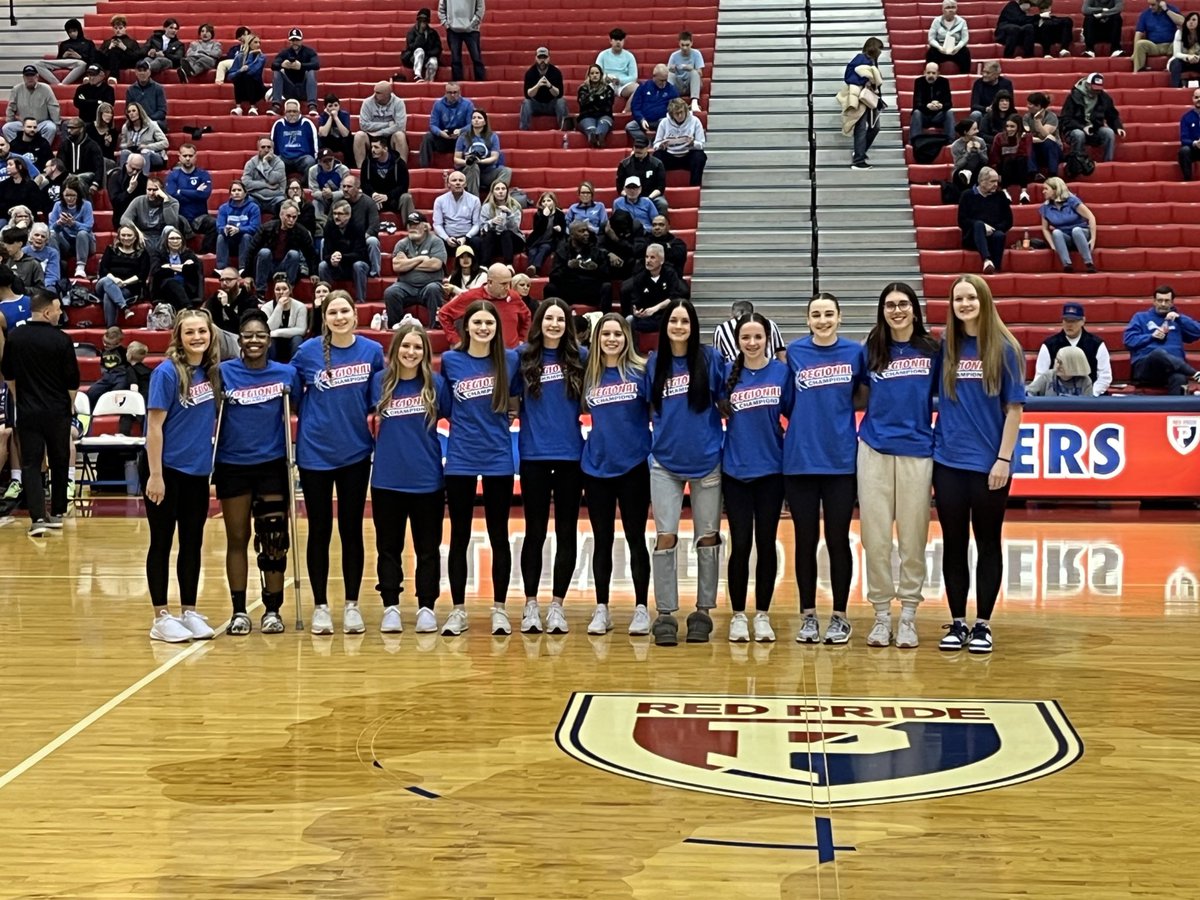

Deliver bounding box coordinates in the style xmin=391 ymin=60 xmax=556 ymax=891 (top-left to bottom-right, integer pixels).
xmin=784 ymin=473 xmax=857 ymax=613
xmin=724 ymin=473 xmax=784 ymax=612
xmin=144 ymin=466 xmax=211 ymax=608
xmin=445 ymin=474 xmax=514 ymax=606
xmin=372 ymin=486 xmax=444 ymax=608
xmin=519 ymin=459 xmax=583 ymax=600
xmin=17 ymin=412 xmax=71 ymax=522
xmin=298 ymin=457 xmax=371 ymax=606
xmin=584 ymin=461 xmax=651 ymax=606
xmin=933 ymin=462 xmax=1011 ymax=621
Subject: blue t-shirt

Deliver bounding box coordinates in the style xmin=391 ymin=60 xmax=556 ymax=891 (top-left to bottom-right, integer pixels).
xmin=517 ymin=345 xmax=587 ymax=462
xmin=293 ymin=335 xmax=384 ymax=471
xmin=1039 ymin=195 xmax=1088 ymax=232
xmin=215 ymin=359 xmax=301 ymax=466
xmin=859 ymin=341 xmax=937 ymax=459
xmin=646 ymin=348 xmax=726 ymax=479
xmin=723 ymin=359 xmax=793 ymax=482
xmin=933 ymin=336 xmax=1027 ymax=474
xmin=0 ymin=296 xmax=31 ymax=329
xmin=369 ymin=371 xmax=449 ymax=494
xmin=148 ymin=360 xmax=217 ymax=478
xmin=441 ymin=348 xmax=521 ymax=477
xmin=783 ymin=337 xmax=866 ymax=475
xmin=582 ymin=365 xmax=652 ymax=478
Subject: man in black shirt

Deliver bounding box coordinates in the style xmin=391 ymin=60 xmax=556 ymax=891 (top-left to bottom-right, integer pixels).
xmin=519 ymin=47 xmax=567 ymax=130
xmin=0 ymin=291 xmax=80 ymax=535
xmin=205 ymin=267 xmax=257 ymax=358
xmin=911 ymin=62 xmax=955 ymax=142
xmin=615 ymin=135 xmax=669 ymax=216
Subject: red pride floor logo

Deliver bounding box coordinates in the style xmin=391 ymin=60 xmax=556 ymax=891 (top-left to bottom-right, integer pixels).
xmin=556 ymin=693 xmax=1083 ymax=807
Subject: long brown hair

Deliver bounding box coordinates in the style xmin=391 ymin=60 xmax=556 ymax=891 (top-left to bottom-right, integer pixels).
xmin=460 ymin=299 xmax=510 ymax=413
xmin=165 ymin=308 xmax=221 ymax=405
xmin=865 ymin=281 xmax=938 ymax=373
xmin=377 ymin=319 xmax=438 ymax=425
xmin=941 ymin=273 xmax=1023 ymax=401
xmin=321 ymin=289 xmax=357 ymax=377
xmin=521 ymin=297 xmax=583 ymax=400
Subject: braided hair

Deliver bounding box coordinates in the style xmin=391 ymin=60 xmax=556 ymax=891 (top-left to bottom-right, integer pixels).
xmin=718 ymin=312 xmax=772 ymax=417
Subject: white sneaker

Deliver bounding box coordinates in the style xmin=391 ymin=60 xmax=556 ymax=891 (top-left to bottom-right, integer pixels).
xmin=796 ymin=614 xmax=820 ymax=644
xmin=247 ymin=106 xmax=259 ymax=116
xmin=442 ymin=607 xmax=469 ymax=635
xmin=380 ymin=606 xmax=403 ymax=633
xmin=628 ymin=605 xmax=651 ymax=635
xmin=491 ymin=607 xmax=512 ymax=635
xmin=1084 ymin=50 xmax=1096 ymax=57
xmin=230 ymin=105 xmax=242 ymax=115
xmin=180 ymin=610 xmax=215 ymax=640
xmin=1019 ymin=189 xmax=1031 ymax=204
xmin=896 ymin=617 xmax=919 ymax=648
xmin=587 ymin=605 xmax=612 ymax=635
xmin=73 ymin=265 xmax=86 ymax=278
xmin=311 ymin=605 xmax=334 ymax=635
xmin=728 ymin=612 xmax=750 ymax=643
xmin=545 ymin=604 xmax=569 ymax=634
xmin=150 ymin=612 xmax=192 ymax=643
xmin=867 ymin=617 xmax=892 ymax=647
xmin=753 ymin=613 xmax=776 ymax=643
xmin=520 ymin=599 xmax=542 ymax=633
xmin=415 ymin=607 xmax=438 ymax=633
xmin=1111 ymin=49 xmax=1124 ymax=56
xmin=690 ymin=98 xmax=701 ymax=113
xmin=343 ymin=603 xmax=365 ymax=634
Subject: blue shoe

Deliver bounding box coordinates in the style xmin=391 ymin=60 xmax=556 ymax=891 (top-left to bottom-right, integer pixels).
xmin=939 ymin=620 xmax=970 ymax=652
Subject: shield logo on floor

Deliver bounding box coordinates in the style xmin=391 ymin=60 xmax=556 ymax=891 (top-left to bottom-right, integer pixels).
xmin=556 ymin=693 xmax=1083 ymax=807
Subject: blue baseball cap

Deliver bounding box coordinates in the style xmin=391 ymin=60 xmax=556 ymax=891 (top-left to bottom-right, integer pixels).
xmin=1062 ymin=302 xmax=1085 ymax=320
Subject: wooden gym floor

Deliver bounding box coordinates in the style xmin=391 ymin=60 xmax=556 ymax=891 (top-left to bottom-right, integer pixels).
xmin=1 ymin=508 xmax=1198 ymax=898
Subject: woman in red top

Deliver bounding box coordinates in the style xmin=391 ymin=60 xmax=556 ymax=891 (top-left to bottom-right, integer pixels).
xmin=990 ymin=114 xmax=1032 ymax=205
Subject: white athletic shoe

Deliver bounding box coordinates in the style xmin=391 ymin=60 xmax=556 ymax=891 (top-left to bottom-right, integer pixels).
xmin=180 ymin=610 xmax=215 ymax=640
xmin=728 ymin=612 xmax=750 ymax=643
xmin=442 ymin=607 xmax=469 ymax=635
xmin=824 ymin=614 xmax=853 ymax=645
xmin=310 ymin=605 xmax=334 ymax=635
xmin=628 ymin=605 xmax=652 ymax=635
xmin=753 ymin=612 xmax=776 ymax=643
xmin=545 ymin=604 xmax=569 ymax=634
xmin=343 ymin=603 xmax=365 ymax=634
xmin=587 ymin=605 xmax=612 ymax=635
xmin=380 ymin=606 xmax=403 ymax=633
xmin=867 ymin=617 xmax=892 ymax=647
xmin=150 ymin=612 xmax=192 ymax=643
xmin=230 ymin=105 xmax=242 ymax=115
xmin=415 ymin=607 xmax=438 ymax=633
xmin=896 ymin=617 xmax=919 ymax=648
xmin=796 ymin=614 xmax=820 ymax=644
xmin=520 ymin=599 xmax=542 ymax=633
xmin=491 ymin=607 xmax=512 ymax=635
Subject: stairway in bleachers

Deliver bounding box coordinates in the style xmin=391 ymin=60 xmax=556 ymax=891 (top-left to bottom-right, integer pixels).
xmin=1 ymin=1 xmax=97 ymax=92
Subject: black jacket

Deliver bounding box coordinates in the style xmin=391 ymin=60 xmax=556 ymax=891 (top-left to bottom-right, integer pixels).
xmin=56 ymin=21 xmax=96 ymax=65
xmin=205 ymin=288 xmax=257 ymax=333
xmin=10 ymin=132 xmax=54 ymax=170
xmin=271 ymin=45 xmax=321 ymax=83
xmin=58 ymin=136 xmax=105 ymax=179
xmin=970 ymin=76 xmax=1014 ymax=114
xmin=913 ymin=76 xmax=953 ymax=115
xmin=360 ymin=153 xmax=410 ymax=209
xmin=402 ymin=25 xmax=442 ymax=67
xmin=250 ymin=219 xmax=318 ymax=271
xmin=994 ymin=1 xmax=1034 ymax=33
xmin=141 ymin=30 xmax=184 ymax=67
xmin=527 ymin=209 xmax=566 ymax=247
xmin=107 ymin=168 xmax=148 ymax=222
xmin=577 ymin=83 xmax=616 ymax=121
xmin=74 ymin=81 xmax=115 ymax=123
xmin=1042 ymin=329 xmax=1105 ymax=383
xmin=634 ymin=231 xmax=688 ymax=274
xmin=97 ymin=246 xmax=151 ymax=294
xmin=621 ymin=263 xmax=689 ymax=313
xmin=1060 ymin=84 xmax=1124 ymax=135
xmin=958 ymin=186 xmax=1014 ymax=242
xmin=150 ymin=247 xmax=203 ymax=302
xmin=321 ymin=220 xmax=368 ymax=269
xmin=0 ymin=175 xmax=46 ymax=217
xmin=615 ymin=153 xmax=666 ymax=197
xmin=549 ymin=235 xmax=610 ymax=287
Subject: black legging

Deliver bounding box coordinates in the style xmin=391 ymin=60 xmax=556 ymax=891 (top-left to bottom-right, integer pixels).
xmin=479 ymin=229 xmax=525 ymax=266
xmin=144 ymin=465 xmax=211 ymax=608
xmin=298 ymin=457 xmax=371 ymax=606
xmin=925 ymin=46 xmax=972 ymax=74
xmin=372 ymin=486 xmax=444 ymax=608
xmin=784 ymin=473 xmax=857 ymax=613
xmin=519 ymin=459 xmax=583 ymax=599
xmin=584 ymin=461 xmax=651 ymax=606
xmin=724 ymin=473 xmax=784 ymax=613
xmin=933 ymin=462 xmax=1011 ymax=621
xmin=445 ymin=474 xmax=514 ymax=606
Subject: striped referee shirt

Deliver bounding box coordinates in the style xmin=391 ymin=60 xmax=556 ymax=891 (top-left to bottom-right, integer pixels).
xmin=712 ymin=316 xmax=786 ymax=362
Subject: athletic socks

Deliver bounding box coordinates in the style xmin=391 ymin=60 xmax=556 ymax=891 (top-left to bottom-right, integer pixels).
xmin=263 ymin=590 xmax=284 ymax=614
xmin=231 ymin=590 xmax=247 ymax=615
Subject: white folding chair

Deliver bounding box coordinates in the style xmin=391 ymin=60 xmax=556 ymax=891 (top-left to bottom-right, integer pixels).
xmin=77 ymin=389 xmax=148 ymax=496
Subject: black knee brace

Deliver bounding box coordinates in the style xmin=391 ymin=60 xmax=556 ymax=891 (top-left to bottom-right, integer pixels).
xmin=253 ymin=496 xmax=290 ymax=573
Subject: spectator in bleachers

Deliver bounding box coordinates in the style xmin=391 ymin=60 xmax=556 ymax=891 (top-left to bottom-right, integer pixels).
xmin=261 ymin=275 xmax=308 ymax=362
xmin=565 ymin=181 xmax=608 ymax=234
xmin=1031 ymin=0 xmax=1076 ymax=57
xmin=547 ymin=220 xmax=610 ymax=311
xmin=958 ymin=166 xmax=1012 ymax=273
xmin=141 ymin=18 xmax=184 ymax=79
xmin=597 ymin=28 xmax=640 ymax=104
xmin=39 ymin=158 xmax=69 ymax=208
xmin=339 ymin=176 xmax=383 ymax=276
xmin=361 ymin=134 xmax=415 ymax=219
xmin=1170 ymin=12 xmax=1200 ymax=85
xmin=165 ymin=143 xmax=215 ymax=250
xmin=271 ymin=28 xmax=321 ymax=116
xmin=0 ymin=136 xmax=11 ymax=181
xmin=578 ymin=64 xmax=617 ymax=148
xmin=206 ymin=268 xmax=258 ymax=358
xmin=1123 ymin=284 xmax=1200 ymax=392
xmin=991 ymin=115 xmax=1033 ymax=202
xmin=214 ymin=27 xmax=252 ymax=85
xmin=10 ymin=117 xmax=53 ymax=172
xmin=0 ymin=158 xmax=44 ymax=226
xmin=1181 ymin=87 xmax=1200 ymax=179
xmin=149 ymin=227 xmax=202 ymax=312
xmin=926 ymin=1 xmax=971 ymax=74
xmin=251 ymin=201 xmax=318 ymax=291
xmin=1083 ymin=0 xmax=1126 ymax=56
xmin=107 ymin=153 xmax=147 ymax=223
xmin=439 ymin=0 xmax=486 ymax=82
xmin=87 ymin=103 xmax=119 ymax=166
xmin=25 ymin=224 xmax=63 ymax=296
xmin=50 ymin=178 xmax=95 ymax=278
xmin=520 ymin=47 xmax=568 ymax=131
xmin=602 ymin=209 xmax=643 ymax=283
xmin=911 ymin=62 xmax=956 ymax=142
xmin=33 ymin=18 xmax=94 ymax=86
xmin=179 ymin=24 xmax=223 ymax=82
xmin=317 ymin=94 xmax=353 ymax=159
xmin=621 ymin=243 xmax=688 ymax=333
xmin=118 ymin=103 xmax=167 ymax=172
xmin=433 ymin=170 xmax=482 ymax=252
xmin=838 ymin=37 xmax=885 ymax=171
xmin=627 ymin=65 xmax=679 ymax=144
xmin=510 ymin=271 xmax=535 ymax=313
xmin=1034 ymin=301 xmax=1113 ymax=394
xmin=525 ymin=191 xmax=565 ymax=276
xmin=229 ymin=33 xmax=268 ymax=117
xmin=4 ymin=206 xmax=32 ymax=233
xmin=243 ymin=136 xmax=287 ymax=215
xmin=309 ymin=149 xmax=349 ymax=226
xmin=215 ymin=180 xmax=261 ymax=273
xmin=1024 ymin=92 xmax=1062 ymax=180
xmin=612 ymin=176 xmax=657 ymax=231
xmin=969 ymin=62 xmax=1015 ymax=126
xmin=637 ymin=213 xmax=688 ymax=274
xmin=654 ymin=98 xmax=708 ymax=187
xmin=420 ymin=83 xmax=475 ymax=167
xmin=284 ymin=179 xmax=319 ymax=236
xmin=97 ymin=17 xmax=142 ymax=80
xmin=319 ymin=201 xmax=371 ymax=304
xmin=384 ymin=211 xmax=447 ymax=323
xmin=5 ymin=68 xmax=60 ymax=144
xmin=1027 ymin=345 xmax=1094 ymax=394
xmin=951 ymin=118 xmax=989 ymax=187
xmin=86 ymin=339 xmax=132 ymax=407
xmin=616 ymin=136 xmax=668 ymax=215
xmin=439 ymin=262 xmax=533 ymax=346
xmin=979 ymin=90 xmax=1016 ymax=146
xmin=59 ymin=118 xmax=104 ymax=195
xmin=1 ymin=228 xmax=44 ymax=294
xmin=96 ymin=224 xmax=150 ymax=325
xmin=444 ymin=244 xmax=486 ymax=299
xmin=121 ymin=177 xmax=182 ymax=250
xmin=355 ymin=82 xmax=409 ymax=169
xmin=454 ymin=110 xmax=512 ymax=197
xmin=73 ymin=66 xmax=114 ymax=127
xmin=712 ymin=300 xmax=786 ymax=362
xmin=995 ymin=1 xmax=1038 ymax=58
xmin=1132 ymin=0 xmax=1185 ymax=71
xmin=271 ymin=100 xmax=320 ymax=179
xmin=401 ymin=8 xmax=442 ymax=83
xmin=125 ymin=62 xmax=167 ymax=128
xmin=1060 ymin=72 xmax=1126 ymax=161
xmin=668 ymin=31 xmax=705 ymax=112
xmin=478 ymin=181 xmax=525 ymax=266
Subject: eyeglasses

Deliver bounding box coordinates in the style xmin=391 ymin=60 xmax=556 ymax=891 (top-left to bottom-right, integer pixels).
xmin=884 ymin=300 xmax=912 ymax=311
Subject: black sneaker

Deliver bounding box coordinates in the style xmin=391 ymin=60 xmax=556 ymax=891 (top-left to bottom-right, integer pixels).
xmin=968 ymin=621 xmax=994 ymax=654
xmin=685 ymin=610 xmax=713 ymax=643
xmin=939 ymin=620 xmax=970 ymax=651
xmin=652 ymin=613 xmax=679 ymax=646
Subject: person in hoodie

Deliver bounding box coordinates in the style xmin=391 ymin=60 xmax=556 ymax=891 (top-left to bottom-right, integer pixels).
xmin=97 ymin=15 xmax=142 ymax=78
xmin=307 ymin=148 xmax=349 ymax=227
xmin=179 ymin=23 xmax=223 ymax=81
xmin=141 ymin=18 xmax=185 ymax=78
xmin=0 ymin=156 xmax=45 ymax=226
xmin=50 ymin=177 xmax=95 ymax=278
xmin=120 ymin=177 xmax=182 ymax=250
xmin=215 ymin=180 xmax=261 ymax=273
xmin=58 ymin=117 xmax=104 ymax=193
xmin=23 ymin=224 xmax=64 ymax=296
xmin=33 ymin=18 xmax=95 ymax=85
xmin=270 ymin=99 xmax=320 ymax=178
xmin=439 ymin=0 xmax=486 ymax=82
xmin=361 ymin=134 xmax=414 ymax=219
xmin=400 ymin=7 xmax=442 ymax=83
xmin=1060 ymin=72 xmax=1126 ymax=162
xmin=653 ymin=98 xmax=708 ymax=186
xmin=994 ymin=0 xmax=1038 ymax=58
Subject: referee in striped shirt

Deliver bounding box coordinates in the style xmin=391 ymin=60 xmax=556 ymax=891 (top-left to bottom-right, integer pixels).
xmin=711 ymin=300 xmax=786 ymax=362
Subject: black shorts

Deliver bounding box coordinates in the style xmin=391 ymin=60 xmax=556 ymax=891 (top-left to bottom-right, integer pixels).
xmin=212 ymin=458 xmax=289 ymax=500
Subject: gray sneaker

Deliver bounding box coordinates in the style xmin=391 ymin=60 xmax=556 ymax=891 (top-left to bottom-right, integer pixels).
xmin=796 ymin=614 xmax=820 ymax=644
xmin=652 ymin=613 xmax=679 ymax=646
xmin=824 ymin=615 xmax=853 ymax=645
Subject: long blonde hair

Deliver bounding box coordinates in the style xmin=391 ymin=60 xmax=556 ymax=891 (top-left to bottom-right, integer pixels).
xmin=377 ymin=319 xmax=438 ymax=426
xmin=942 ymin=274 xmax=1023 ymax=401
xmin=165 ymin=309 xmax=221 ymax=405
xmin=583 ymin=312 xmax=645 ymax=399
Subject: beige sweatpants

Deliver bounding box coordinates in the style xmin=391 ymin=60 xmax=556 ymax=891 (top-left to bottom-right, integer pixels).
xmin=856 ymin=442 xmax=933 ymax=611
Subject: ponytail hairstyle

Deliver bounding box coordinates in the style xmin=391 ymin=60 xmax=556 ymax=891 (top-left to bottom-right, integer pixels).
xmin=865 ymin=281 xmax=938 ymax=373
xmin=378 ymin=317 xmax=438 ymax=425
xmin=320 ymin=289 xmax=357 ymax=378
xmin=521 ymin=297 xmax=584 ymax=400
xmin=583 ymin=312 xmax=645 ymax=399
xmin=720 ymin=312 xmax=772 ymax=415
xmin=165 ymin=308 xmax=221 ymax=405
xmin=651 ymin=298 xmax=710 ymax=414
xmin=460 ymin=299 xmax=510 ymax=413
xmin=942 ymin=273 xmax=1023 ymax=401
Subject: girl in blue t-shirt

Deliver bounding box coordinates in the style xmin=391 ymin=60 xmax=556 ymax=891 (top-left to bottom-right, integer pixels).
xmin=646 ymin=299 xmax=726 ymax=647
xmin=784 ymin=292 xmax=867 ymax=646
xmin=517 ymin=298 xmax=587 ymax=636
xmin=292 ymin=290 xmax=384 ymax=637
xmin=144 ymin=309 xmax=221 ymax=644
xmin=933 ymin=274 xmax=1025 ymax=655
xmin=582 ymin=313 xmax=652 ymax=635
xmin=214 ymin=309 xmax=302 ymax=637
xmin=858 ymin=282 xmax=939 ymax=650
xmin=721 ymin=313 xmax=792 ymax=644
xmin=369 ymin=319 xmax=448 ymax=636
xmin=441 ymin=299 xmax=522 ymax=638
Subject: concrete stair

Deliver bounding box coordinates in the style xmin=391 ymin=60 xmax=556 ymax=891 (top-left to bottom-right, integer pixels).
xmin=1 ymin=2 xmax=97 ymax=91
